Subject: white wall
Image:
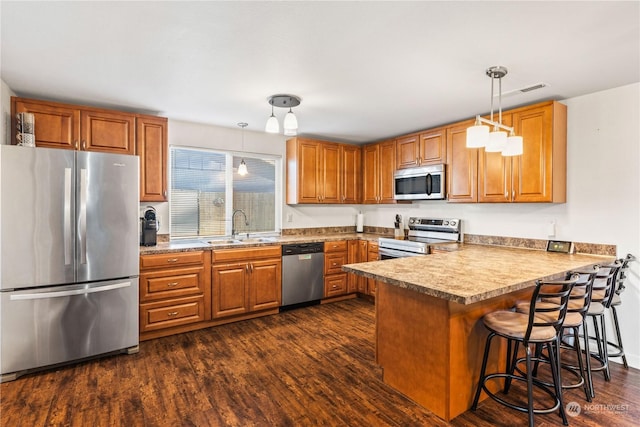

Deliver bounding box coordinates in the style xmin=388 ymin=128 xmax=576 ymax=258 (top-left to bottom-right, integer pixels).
xmin=1 ymin=79 xmax=16 ymax=145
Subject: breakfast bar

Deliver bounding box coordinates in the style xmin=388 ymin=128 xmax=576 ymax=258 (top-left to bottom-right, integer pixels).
xmin=342 ymin=244 xmax=613 ymax=421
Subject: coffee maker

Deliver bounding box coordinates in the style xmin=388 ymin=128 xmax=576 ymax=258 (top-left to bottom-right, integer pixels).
xmin=140 ymin=207 xmax=158 ymax=246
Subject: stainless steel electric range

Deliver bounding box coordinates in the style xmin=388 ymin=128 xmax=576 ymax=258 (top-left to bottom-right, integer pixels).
xmin=378 ymin=217 xmax=461 ymax=259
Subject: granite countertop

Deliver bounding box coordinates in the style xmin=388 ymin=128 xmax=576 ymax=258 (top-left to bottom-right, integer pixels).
xmin=342 ymin=244 xmax=614 ymax=305
xmin=139 ymin=233 xmax=382 ymax=255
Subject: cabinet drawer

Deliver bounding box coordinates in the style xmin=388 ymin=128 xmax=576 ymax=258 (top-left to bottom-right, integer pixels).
xmin=140 ymin=251 xmax=205 ymax=270
xmin=324 ymin=252 xmax=348 ymax=275
xmin=140 ymin=295 xmax=205 ymax=333
xmin=324 ymin=273 xmax=348 ymax=298
xmin=212 ymin=246 xmax=281 ymax=263
xmin=140 ymin=266 xmax=204 ymax=302
xmin=325 ymin=240 xmax=348 ymax=253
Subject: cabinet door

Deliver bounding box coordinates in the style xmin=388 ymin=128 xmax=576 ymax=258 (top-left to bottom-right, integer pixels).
xmin=446 ymin=121 xmax=477 ymax=203
xmin=324 ymin=273 xmax=348 ymax=298
xmin=367 ymin=245 xmax=379 ymax=296
xmin=297 ymin=140 xmax=322 ymax=203
xmin=212 ymin=263 xmax=249 ymax=318
xmin=347 ymin=240 xmax=359 ymax=293
xmin=362 ymin=144 xmax=380 ymax=204
xmin=137 ymin=115 xmax=168 ymax=202
xmin=478 ymin=115 xmax=512 ymax=203
xmin=81 ymin=109 xmax=135 ymax=154
xmin=324 ymin=252 xmax=348 ymax=275
xmin=12 ymin=98 xmax=80 ymax=149
xmin=341 ymin=145 xmax=361 ymax=204
xmin=320 ymin=143 xmax=341 ymax=203
xmin=248 ymin=259 xmax=281 ymax=312
xmin=512 ymin=105 xmax=555 ymax=202
xmin=357 ymin=240 xmax=368 ymax=293
xmin=395 ymin=134 xmax=420 ymax=170
xmin=378 ymin=140 xmax=396 ymax=203
xmin=419 ymin=128 xmax=446 ymax=165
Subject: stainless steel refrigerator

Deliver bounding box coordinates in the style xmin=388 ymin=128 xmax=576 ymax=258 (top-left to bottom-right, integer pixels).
xmin=0 ymin=145 xmax=139 ymax=381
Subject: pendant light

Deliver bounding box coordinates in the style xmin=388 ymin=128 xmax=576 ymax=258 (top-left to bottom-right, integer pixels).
xmin=466 ymin=66 xmax=523 ymax=156
xmin=265 ymin=103 xmax=279 ymax=134
xmin=237 ymin=122 xmax=248 ymax=176
xmin=265 ymin=94 xmax=301 ymax=135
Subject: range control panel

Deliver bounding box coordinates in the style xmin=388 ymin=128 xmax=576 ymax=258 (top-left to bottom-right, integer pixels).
xmin=408 ymin=217 xmax=460 ymax=232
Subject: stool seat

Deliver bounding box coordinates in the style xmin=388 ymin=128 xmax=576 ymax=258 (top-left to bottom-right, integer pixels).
xmin=483 ymin=310 xmax=557 ymax=341
xmin=515 ymin=302 xmax=582 ymax=327
xmin=587 ymin=301 xmax=604 ymax=315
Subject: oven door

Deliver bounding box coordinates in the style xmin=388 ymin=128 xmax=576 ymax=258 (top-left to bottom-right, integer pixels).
xmin=379 ymin=247 xmax=426 ymax=260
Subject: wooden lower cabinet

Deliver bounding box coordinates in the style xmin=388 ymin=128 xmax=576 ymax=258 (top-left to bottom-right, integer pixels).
xmin=323 ymin=240 xmax=352 ymax=299
xmin=139 ymin=250 xmax=211 ymax=340
xmin=212 ymin=246 xmax=282 ymax=319
xmin=367 ymin=242 xmax=379 ymax=296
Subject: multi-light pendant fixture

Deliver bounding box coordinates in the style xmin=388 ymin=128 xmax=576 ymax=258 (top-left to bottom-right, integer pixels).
xmin=466 ymin=66 xmax=523 ymax=156
xmin=237 ymin=122 xmax=248 ymax=176
xmin=265 ymin=94 xmax=301 ymax=136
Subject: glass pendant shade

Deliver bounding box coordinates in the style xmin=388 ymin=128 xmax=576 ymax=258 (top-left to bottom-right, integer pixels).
xmin=485 ymin=130 xmax=507 ymax=152
xmin=466 ymin=124 xmax=489 ymax=148
xmin=238 ymin=159 xmax=248 ymax=176
xmin=502 ymin=135 xmax=523 ymax=156
xmin=283 ymin=110 xmax=298 ymax=131
xmin=283 ymin=127 xmax=297 ymax=136
xmin=265 ymin=114 xmax=279 ymax=133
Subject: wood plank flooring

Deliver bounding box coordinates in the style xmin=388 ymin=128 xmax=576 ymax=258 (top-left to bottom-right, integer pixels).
xmin=1 ymin=298 xmax=639 ymax=426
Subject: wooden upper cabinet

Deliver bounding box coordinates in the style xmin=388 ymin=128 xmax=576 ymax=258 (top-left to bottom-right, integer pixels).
xmin=446 ymin=120 xmax=477 ymax=203
xmin=137 ymin=115 xmax=168 ymax=202
xmin=395 ymin=134 xmax=420 ymax=169
xmin=362 ymin=139 xmax=396 ymax=204
xmin=341 ymin=144 xmax=361 ymax=204
xmin=478 ymin=114 xmax=513 ymax=203
xmin=286 ymin=137 xmax=361 ymax=204
xmin=512 ymin=101 xmax=566 ymax=203
xmin=477 ymin=101 xmax=567 ymax=203
xmin=396 ymin=128 xmax=446 ymax=170
xmin=81 ymin=109 xmax=135 ymax=155
xmin=11 ymin=97 xmax=135 ymax=154
xmin=12 ymin=97 xmax=80 ymax=149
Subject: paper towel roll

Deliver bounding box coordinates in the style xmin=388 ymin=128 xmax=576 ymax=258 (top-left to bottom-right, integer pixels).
xmin=356 ymin=212 xmax=364 ymax=233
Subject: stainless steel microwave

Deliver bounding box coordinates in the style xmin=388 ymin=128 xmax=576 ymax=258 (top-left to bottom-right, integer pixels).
xmin=394 ymin=164 xmax=445 ymax=200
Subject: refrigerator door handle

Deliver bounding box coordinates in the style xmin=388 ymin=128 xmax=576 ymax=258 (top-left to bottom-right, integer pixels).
xmin=9 ymin=281 xmax=132 ymax=301
xmin=64 ymin=167 xmax=72 ymax=265
xmin=79 ymin=168 xmax=88 ymax=264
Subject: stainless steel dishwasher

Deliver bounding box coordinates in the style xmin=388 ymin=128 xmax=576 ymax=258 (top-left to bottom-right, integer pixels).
xmin=281 ymin=243 xmax=324 ymax=308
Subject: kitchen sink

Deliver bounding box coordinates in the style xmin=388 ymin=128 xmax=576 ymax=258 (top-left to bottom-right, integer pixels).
xmin=207 ymin=239 xmax=243 ymax=244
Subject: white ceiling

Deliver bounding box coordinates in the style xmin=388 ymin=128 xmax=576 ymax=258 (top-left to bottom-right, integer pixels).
xmin=2 ymin=1 xmax=639 ymax=144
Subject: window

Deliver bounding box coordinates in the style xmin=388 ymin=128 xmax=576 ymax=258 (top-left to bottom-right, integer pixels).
xmin=170 ymin=147 xmax=280 ymax=239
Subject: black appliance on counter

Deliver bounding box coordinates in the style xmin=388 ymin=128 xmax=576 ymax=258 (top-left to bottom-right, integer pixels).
xmin=140 ymin=207 xmax=158 ymax=246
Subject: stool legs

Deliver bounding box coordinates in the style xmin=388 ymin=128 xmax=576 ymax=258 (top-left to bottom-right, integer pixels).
xmin=610 ymin=305 xmax=629 ymax=368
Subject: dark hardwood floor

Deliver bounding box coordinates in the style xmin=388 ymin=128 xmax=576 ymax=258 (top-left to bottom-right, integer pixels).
xmin=1 ymin=298 xmax=639 ymax=426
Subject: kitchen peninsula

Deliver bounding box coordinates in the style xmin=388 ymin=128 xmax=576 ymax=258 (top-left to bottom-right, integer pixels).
xmin=342 ymin=244 xmax=614 ymax=421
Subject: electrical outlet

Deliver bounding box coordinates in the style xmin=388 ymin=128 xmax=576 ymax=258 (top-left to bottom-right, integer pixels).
xmin=286 ymin=213 xmax=293 ymax=223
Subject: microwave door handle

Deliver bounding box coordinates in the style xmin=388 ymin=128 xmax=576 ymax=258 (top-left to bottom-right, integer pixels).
xmin=426 ymin=174 xmax=432 ymax=196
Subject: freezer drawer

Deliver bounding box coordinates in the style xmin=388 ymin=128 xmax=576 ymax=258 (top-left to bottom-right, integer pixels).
xmin=1 ymin=278 xmax=139 ymax=378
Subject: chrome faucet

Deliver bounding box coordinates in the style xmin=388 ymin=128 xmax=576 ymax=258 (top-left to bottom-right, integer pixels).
xmin=231 ymin=209 xmax=249 ymax=238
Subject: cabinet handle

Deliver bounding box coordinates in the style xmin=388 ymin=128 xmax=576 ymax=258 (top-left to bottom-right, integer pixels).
xmin=245 ymin=264 xmax=249 ymax=273
xmin=332 ymin=262 xmax=337 ymax=266
xmin=167 ymin=311 xmax=179 ymax=317
xmin=512 ymin=190 xmax=515 ymax=199
xmin=164 ymin=190 xmax=167 ymax=198
xmin=166 ymin=258 xmax=178 ymax=263
xmin=82 ymin=140 xmax=86 ymax=150
xmin=505 ymin=191 xmax=508 ymax=198
xmin=332 ymin=285 xmax=338 ymax=289
xmin=74 ymin=140 xmax=79 ymax=150
xmin=167 ymin=282 xmax=179 ymax=287
xmin=250 ymin=263 xmax=254 ymax=273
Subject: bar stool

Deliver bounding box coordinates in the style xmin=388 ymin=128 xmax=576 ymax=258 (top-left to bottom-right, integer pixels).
xmin=584 ymin=261 xmax=621 ymax=392
xmin=607 ymin=253 xmax=636 ymax=368
xmin=514 ymin=265 xmax=599 ymax=402
xmin=471 ymin=275 xmax=578 ymax=427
